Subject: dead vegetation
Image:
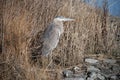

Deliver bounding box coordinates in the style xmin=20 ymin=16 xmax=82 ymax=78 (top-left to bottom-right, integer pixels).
xmin=0 ymin=0 xmax=120 ymax=80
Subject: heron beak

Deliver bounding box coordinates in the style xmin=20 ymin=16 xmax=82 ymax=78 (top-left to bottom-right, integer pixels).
xmin=62 ymin=18 xmax=75 ymax=21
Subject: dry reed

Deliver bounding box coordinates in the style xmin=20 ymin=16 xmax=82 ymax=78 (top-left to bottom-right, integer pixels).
xmin=0 ymin=0 xmax=120 ymax=80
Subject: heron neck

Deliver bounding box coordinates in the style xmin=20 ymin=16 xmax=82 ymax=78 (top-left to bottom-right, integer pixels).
xmin=53 ymin=20 xmax=64 ymax=34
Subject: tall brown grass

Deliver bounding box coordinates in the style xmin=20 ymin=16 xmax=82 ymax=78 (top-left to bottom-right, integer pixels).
xmin=0 ymin=0 xmax=120 ymax=80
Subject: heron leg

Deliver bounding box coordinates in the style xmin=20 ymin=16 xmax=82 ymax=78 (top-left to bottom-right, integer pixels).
xmin=43 ymin=51 xmax=53 ymax=73
xmin=47 ymin=51 xmax=53 ymax=68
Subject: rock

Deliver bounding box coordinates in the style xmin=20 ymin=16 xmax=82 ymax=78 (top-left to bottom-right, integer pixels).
xmin=103 ymin=59 xmax=116 ymax=64
xmin=87 ymin=78 xmax=93 ymax=80
xmin=87 ymin=71 xmax=105 ymax=80
xmin=85 ymin=58 xmax=98 ymax=64
xmin=90 ymin=72 xmax=97 ymax=79
xmin=78 ymin=78 xmax=85 ymax=80
xmin=87 ymin=72 xmax=97 ymax=80
xmin=97 ymin=74 xmax=105 ymax=80
xmin=111 ymin=64 xmax=120 ymax=71
xmin=101 ymin=68 xmax=113 ymax=78
xmin=63 ymin=77 xmax=85 ymax=80
xmin=73 ymin=66 xmax=80 ymax=71
xmin=73 ymin=73 xmax=86 ymax=78
xmin=116 ymin=74 xmax=120 ymax=79
xmin=63 ymin=57 xmax=119 ymax=80
xmin=62 ymin=70 xmax=73 ymax=78
xmin=72 ymin=66 xmax=80 ymax=73
xmin=87 ymin=66 xmax=100 ymax=72
xmin=110 ymin=75 xmax=117 ymax=80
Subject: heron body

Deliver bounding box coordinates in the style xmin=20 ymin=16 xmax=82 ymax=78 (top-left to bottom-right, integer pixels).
xmin=41 ymin=16 xmax=74 ymax=56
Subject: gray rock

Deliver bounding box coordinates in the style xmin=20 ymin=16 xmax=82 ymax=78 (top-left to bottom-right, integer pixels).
xmin=62 ymin=58 xmax=119 ymax=80
xmin=85 ymin=58 xmax=98 ymax=64
xmin=87 ymin=66 xmax=100 ymax=72
xmin=103 ymin=59 xmax=116 ymax=64
xmin=72 ymin=66 xmax=80 ymax=73
xmin=78 ymin=78 xmax=85 ymax=80
xmin=101 ymin=69 xmax=113 ymax=78
xmin=90 ymin=72 xmax=97 ymax=79
xmin=110 ymin=75 xmax=117 ymax=80
xmin=116 ymin=74 xmax=120 ymax=79
xmin=87 ymin=78 xmax=94 ymax=80
xmin=111 ymin=64 xmax=120 ymax=71
xmin=87 ymin=72 xmax=105 ymax=80
xmin=73 ymin=66 xmax=80 ymax=71
xmin=87 ymin=72 xmax=97 ymax=80
xmin=62 ymin=70 xmax=73 ymax=78
xmin=63 ymin=77 xmax=85 ymax=80
xmin=97 ymin=74 xmax=105 ymax=80
xmin=101 ymin=68 xmax=113 ymax=75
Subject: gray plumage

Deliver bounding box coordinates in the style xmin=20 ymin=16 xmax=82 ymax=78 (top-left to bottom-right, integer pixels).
xmin=41 ymin=16 xmax=74 ymax=56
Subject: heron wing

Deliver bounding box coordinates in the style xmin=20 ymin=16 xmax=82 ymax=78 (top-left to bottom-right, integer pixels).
xmin=41 ymin=24 xmax=60 ymax=55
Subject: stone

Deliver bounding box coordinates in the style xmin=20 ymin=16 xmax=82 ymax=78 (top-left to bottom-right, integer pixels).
xmin=62 ymin=57 xmax=119 ymax=80
xmin=87 ymin=72 xmax=97 ymax=80
xmin=110 ymin=75 xmax=117 ymax=80
xmin=73 ymin=66 xmax=80 ymax=71
xmin=87 ymin=66 xmax=100 ymax=72
xmin=87 ymin=78 xmax=93 ymax=80
xmin=101 ymin=69 xmax=112 ymax=78
xmin=78 ymin=78 xmax=85 ymax=80
xmin=116 ymin=74 xmax=120 ymax=79
xmin=97 ymin=74 xmax=105 ymax=80
xmin=63 ymin=77 xmax=85 ymax=80
xmin=103 ymin=59 xmax=116 ymax=64
xmin=87 ymin=71 xmax=105 ymax=80
xmin=111 ymin=64 xmax=120 ymax=71
xmin=62 ymin=70 xmax=73 ymax=78
xmin=72 ymin=66 xmax=80 ymax=73
xmin=85 ymin=58 xmax=98 ymax=64
xmin=90 ymin=72 xmax=97 ymax=79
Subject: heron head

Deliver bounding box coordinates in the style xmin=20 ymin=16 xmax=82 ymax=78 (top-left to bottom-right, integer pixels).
xmin=54 ymin=16 xmax=74 ymax=22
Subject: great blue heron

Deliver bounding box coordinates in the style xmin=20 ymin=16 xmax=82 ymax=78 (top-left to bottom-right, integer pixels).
xmin=40 ymin=16 xmax=74 ymax=56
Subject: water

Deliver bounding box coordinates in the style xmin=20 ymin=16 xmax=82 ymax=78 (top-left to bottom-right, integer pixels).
xmin=84 ymin=0 xmax=120 ymax=17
